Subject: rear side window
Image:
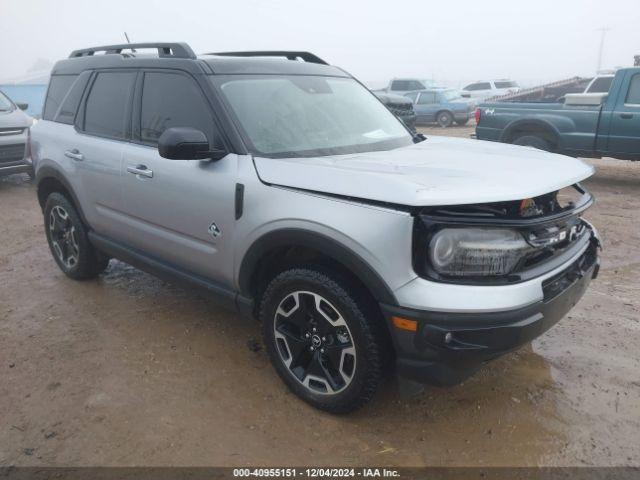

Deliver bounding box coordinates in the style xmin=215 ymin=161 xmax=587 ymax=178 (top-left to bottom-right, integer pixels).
xmin=83 ymin=71 xmax=136 ymax=139
xmin=464 ymin=82 xmax=491 ymax=91
xmin=53 ymin=72 xmax=90 ymax=125
xmin=43 ymin=75 xmax=77 ymax=120
xmin=407 ymin=80 xmax=425 ymax=90
xmin=626 ymin=75 xmax=640 ymax=105
xmin=494 ymin=81 xmax=518 ymax=89
xmin=588 ymin=77 xmax=614 ymax=93
xmin=391 ymin=80 xmax=409 ymax=91
xmin=140 ymin=72 xmax=215 ymax=144
xmin=417 ymin=92 xmax=436 ymax=104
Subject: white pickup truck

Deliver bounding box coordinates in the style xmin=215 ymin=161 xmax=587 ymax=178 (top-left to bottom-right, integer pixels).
xmin=374 ymin=78 xmax=438 ymax=96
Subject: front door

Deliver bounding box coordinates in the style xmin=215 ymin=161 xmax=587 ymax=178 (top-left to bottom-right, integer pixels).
xmin=607 ymin=71 xmax=640 ymax=158
xmin=414 ymin=92 xmax=438 ymax=123
xmin=120 ymin=70 xmax=238 ymax=285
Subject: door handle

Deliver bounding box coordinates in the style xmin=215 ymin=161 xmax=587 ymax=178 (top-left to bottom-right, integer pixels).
xmin=64 ymin=149 xmax=84 ymax=161
xmin=620 ymin=113 xmax=633 ymax=119
xmin=127 ymin=164 xmax=153 ymax=178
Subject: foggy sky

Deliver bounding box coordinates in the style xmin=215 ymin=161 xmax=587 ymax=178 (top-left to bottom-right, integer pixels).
xmin=1 ymin=0 xmax=639 ymax=87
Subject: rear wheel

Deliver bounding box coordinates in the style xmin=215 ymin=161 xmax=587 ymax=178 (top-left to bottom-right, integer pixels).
xmin=512 ymin=134 xmax=552 ymax=151
xmin=260 ymin=268 xmax=387 ymax=413
xmin=44 ymin=193 xmax=109 ymax=280
xmin=436 ymin=111 xmax=454 ymax=128
xmin=455 ymin=119 xmax=469 ymax=126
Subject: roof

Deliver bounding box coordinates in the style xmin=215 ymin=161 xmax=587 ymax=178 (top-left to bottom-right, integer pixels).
xmin=52 ymin=42 xmax=348 ymax=77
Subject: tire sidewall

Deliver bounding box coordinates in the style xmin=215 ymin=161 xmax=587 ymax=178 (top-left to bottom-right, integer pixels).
xmin=513 ymin=135 xmax=551 ymax=151
xmin=44 ymin=193 xmax=95 ymax=278
xmin=260 ymin=269 xmax=380 ymax=413
xmin=437 ymin=111 xmax=453 ymax=128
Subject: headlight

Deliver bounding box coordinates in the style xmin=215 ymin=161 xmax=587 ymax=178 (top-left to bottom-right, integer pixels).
xmin=429 ymin=228 xmax=531 ymax=277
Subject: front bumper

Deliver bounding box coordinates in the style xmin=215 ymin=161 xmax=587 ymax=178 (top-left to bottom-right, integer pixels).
xmin=381 ymin=237 xmax=599 ymax=385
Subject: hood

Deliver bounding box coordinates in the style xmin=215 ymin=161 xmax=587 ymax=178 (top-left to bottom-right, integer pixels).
xmin=253 ymin=137 xmax=594 ymax=207
xmin=0 ymin=107 xmax=32 ymax=129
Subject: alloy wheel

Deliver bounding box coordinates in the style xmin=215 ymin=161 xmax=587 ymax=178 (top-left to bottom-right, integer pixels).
xmin=273 ymin=291 xmax=357 ymax=395
xmin=49 ymin=205 xmax=79 ymax=269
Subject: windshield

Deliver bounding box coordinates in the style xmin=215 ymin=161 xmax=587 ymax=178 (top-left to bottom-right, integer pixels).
xmin=213 ymin=75 xmax=413 ymax=158
xmin=0 ymin=91 xmax=14 ymax=112
xmin=442 ymin=90 xmax=461 ymax=101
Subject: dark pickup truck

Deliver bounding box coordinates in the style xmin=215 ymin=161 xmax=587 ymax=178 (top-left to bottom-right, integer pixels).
xmin=475 ymin=67 xmax=640 ymax=160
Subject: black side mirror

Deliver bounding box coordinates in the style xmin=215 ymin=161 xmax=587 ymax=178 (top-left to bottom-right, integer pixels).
xmin=16 ymin=103 xmax=29 ymax=111
xmin=158 ymin=127 xmax=227 ymax=161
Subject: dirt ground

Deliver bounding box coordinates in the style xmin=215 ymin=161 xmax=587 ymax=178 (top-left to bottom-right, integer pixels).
xmin=1 ymin=124 xmax=639 ymax=467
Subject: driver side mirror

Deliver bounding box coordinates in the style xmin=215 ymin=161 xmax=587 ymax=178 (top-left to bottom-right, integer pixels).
xmin=16 ymin=103 xmax=29 ymax=111
xmin=158 ymin=127 xmax=227 ymax=161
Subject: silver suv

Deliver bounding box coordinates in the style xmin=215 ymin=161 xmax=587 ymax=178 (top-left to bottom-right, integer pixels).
xmin=31 ymin=42 xmax=600 ymax=413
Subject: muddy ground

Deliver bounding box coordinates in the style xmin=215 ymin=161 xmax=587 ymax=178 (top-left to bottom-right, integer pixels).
xmin=1 ymin=124 xmax=639 ymax=467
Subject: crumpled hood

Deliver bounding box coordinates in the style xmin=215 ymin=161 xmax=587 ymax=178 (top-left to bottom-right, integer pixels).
xmin=253 ymin=136 xmax=595 ymax=207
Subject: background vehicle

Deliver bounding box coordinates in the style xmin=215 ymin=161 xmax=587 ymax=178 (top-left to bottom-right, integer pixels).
xmin=475 ymin=67 xmax=640 ymax=160
xmin=404 ymin=89 xmax=476 ymax=127
xmin=375 ymin=78 xmax=438 ymax=96
xmin=373 ymin=91 xmax=416 ymax=130
xmin=462 ymin=79 xmax=520 ymax=102
xmin=0 ymin=90 xmax=33 ymax=178
xmin=33 ymin=42 xmax=599 ymax=413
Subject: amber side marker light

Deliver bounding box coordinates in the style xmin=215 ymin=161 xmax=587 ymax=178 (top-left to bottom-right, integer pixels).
xmin=391 ymin=316 xmax=418 ymax=332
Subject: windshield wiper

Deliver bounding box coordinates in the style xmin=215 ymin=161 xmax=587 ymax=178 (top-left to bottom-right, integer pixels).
xmin=413 ymin=132 xmax=426 ymax=143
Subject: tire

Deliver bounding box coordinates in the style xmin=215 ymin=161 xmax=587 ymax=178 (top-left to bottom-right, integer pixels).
xmin=455 ymin=119 xmax=469 ymax=126
xmin=44 ymin=192 xmax=109 ymax=280
xmin=436 ymin=111 xmax=454 ymax=128
xmin=512 ymin=134 xmax=552 ymax=152
xmin=260 ymin=268 xmax=387 ymax=413
xmin=26 ymin=168 xmax=35 ymax=180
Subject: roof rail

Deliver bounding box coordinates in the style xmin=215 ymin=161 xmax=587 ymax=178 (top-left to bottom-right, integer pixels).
xmin=208 ymin=51 xmax=328 ymax=65
xmin=69 ymin=42 xmax=196 ymax=59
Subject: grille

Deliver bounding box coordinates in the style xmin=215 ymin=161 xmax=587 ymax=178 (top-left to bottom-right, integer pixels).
xmin=0 ymin=143 xmax=26 ymax=166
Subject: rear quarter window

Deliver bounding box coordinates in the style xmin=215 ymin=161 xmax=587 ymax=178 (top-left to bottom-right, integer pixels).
xmin=626 ymin=74 xmax=640 ymax=105
xmin=53 ymin=72 xmax=91 ymax=125
xmin=43 ymin=75 xmax=77 ymax=120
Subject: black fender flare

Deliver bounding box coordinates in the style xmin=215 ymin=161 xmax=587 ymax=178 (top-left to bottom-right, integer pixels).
xmin=238 ymin=228 xmax=398 ymax=306
xmin=36 ymin=165 xmax=89 ymax=225
xmin=500 ymin=118 xmax=561 ymax=144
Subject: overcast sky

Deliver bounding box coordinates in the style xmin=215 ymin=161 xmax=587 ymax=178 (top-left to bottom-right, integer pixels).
xmin=1 ymin=0 xmax=639 ymax=87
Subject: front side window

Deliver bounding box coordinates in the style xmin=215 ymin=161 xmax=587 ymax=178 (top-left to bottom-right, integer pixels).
xmin=407 ymin=81 xmax=426 ymax=90
xmin=214 ymin=75 xmax=412 ymax=158
xmin=140 ymin=72 xmax=215 ymax=144
xmin=83 ymin=71 xmax=136 ymax=139
xmin=626 ymin=74 xmax=640 ymax=105
xmin=494 ymin=81 xmax=518 ymax=89
xmin=464 ymin=82 xmax=491 ymax=91
xmin=391 ymin=80 xmax=408 ymax=91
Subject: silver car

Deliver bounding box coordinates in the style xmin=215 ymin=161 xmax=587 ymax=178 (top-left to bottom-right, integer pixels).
xmin=31 ymin=43 xmax=600 ymax=413
xmin=0 ymin=90 xmax=33 ymax=178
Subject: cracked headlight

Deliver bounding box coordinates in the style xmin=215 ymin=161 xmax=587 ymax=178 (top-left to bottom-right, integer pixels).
xmin=429 ymin=228 xmax=532 ymax=277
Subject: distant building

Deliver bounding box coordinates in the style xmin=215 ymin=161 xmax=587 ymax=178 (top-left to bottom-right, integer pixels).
xmin=0 ymin=71 xmax=50 ymax=118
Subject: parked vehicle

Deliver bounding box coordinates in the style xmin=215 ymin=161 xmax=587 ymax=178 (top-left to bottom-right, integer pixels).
xmin=404 ymin=89 xmax=476 ymax=127
xmin=0 ymin=90 xmax=33 ymax=178
xmin=462 ymin=79 xmax=520 ymax=102
xmin=375 ymin=78 xmax=438 ymax=96
xmin=33 ymin=43 xmax=600 ymax=413
xmin=475 ymin=67 xmax=640 ymax=160
xmin=373 ymin=91 xmax=416 ymax=130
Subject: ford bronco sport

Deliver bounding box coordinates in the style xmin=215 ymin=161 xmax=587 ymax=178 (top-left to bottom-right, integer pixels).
xmin=31 ymin=42 xmax=600 ymax=413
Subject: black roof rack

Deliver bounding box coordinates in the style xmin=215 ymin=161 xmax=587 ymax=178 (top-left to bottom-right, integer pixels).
xmin=209 ymin=51 xmax=328 ymax=65
xmin=69 ymin=42 xmax=196 ymax=59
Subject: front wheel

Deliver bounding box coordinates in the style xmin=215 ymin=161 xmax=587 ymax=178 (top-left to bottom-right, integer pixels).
xmin=455 ymin=119 xmax=469 ymax=126
xmin=260 ymin=268 xmax=387 ymax=413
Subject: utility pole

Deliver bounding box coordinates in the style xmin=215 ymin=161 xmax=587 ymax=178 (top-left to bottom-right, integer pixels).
xmin=596 ymin=27 xmax=611 ymax=72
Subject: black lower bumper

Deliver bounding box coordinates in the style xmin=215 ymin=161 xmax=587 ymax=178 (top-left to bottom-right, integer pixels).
xmin=381 ymin=241 xmax=599 ymax=385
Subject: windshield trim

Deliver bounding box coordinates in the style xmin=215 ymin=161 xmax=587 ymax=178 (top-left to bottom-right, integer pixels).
xmin=210 ymin=74 xmax=415 ymax=159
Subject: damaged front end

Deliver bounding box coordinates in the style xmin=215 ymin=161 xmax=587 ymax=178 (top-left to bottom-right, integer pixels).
xmin=413 ymin=183 xmax=601 ymax=285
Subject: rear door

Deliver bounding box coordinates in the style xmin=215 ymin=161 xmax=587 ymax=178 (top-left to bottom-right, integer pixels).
xmin=606 ymin=71 xmax=640 ymax=158
xmin=71 ymin=70 xmax=137 ymax=234
xmin=119 ymin=70 xmax=238 ymax=284
xmin=414 ymin=92 xmax=437 ymax=122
